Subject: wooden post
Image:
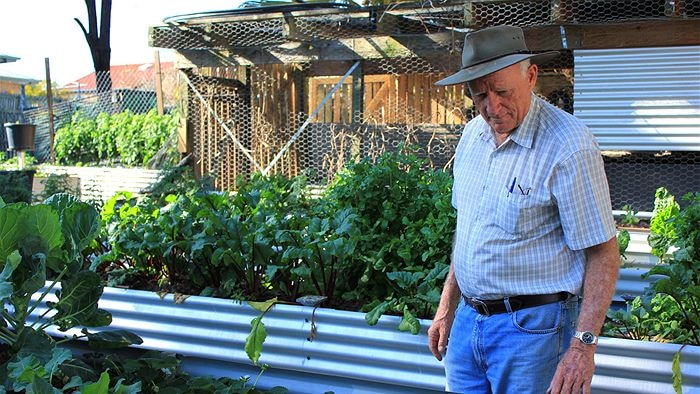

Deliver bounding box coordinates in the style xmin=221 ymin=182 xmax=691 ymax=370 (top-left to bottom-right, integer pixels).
xmin=351 ymin=60 xmax=364 ymax=123
xmin=154 ymin=50 xmax=164 ymax=115
xmin=44 ymin=58 xmax=55 ymax=163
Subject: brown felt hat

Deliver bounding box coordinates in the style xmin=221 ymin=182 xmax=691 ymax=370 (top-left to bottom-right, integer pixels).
xmin=435 ymin=25 xmax=559 ymax=86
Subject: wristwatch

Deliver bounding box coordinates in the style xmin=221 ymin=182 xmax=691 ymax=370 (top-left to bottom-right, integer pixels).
xmin=574 ymin=331 xmax=598 ymax=345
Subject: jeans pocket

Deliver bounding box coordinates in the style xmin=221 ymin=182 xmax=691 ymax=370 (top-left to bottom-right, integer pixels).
xmin=511 ymin=302 xmax=562 ymax=334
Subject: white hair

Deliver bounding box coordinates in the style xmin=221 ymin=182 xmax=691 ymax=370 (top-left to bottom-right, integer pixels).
xmin=519 ymin=59 xmax=532 ymax=76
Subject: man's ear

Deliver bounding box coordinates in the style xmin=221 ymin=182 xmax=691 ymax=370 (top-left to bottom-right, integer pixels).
xmin=528 ymin=64 xmax=539 ymax=88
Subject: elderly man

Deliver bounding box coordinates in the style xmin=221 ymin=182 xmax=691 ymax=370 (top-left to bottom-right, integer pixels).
xmin=428 ymin=25 xmax=620 ymax=394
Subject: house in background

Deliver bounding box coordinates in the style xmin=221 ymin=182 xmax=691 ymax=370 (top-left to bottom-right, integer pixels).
xmin=60 ymin=62 xmax=176 ymax=113
xmin=0 ymin=54 xmax=41 ymax=125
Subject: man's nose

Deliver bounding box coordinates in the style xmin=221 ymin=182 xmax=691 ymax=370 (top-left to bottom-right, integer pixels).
xmin=485 ymin=92 xmax=503 ymax=116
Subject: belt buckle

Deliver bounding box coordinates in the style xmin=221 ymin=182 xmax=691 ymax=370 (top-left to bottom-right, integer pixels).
xmin=471 ymin=299 xmax=491 ymax=316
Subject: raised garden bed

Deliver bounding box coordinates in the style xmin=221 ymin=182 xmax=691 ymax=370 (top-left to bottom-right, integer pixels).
xmin=37 ymin=284 xmax=700 ymax=394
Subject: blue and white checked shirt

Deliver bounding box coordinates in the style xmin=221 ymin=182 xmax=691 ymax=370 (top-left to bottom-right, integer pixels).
xmin=451 ymin=94 xmax=616 ymax=300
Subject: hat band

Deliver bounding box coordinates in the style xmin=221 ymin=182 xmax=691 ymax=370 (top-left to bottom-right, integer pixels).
xmin=461 ymin=50 xmax=531 ymax=71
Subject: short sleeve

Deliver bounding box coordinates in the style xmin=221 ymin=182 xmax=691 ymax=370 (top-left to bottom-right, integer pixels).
xmin=551 ymin=149 xmax=617 ymax=250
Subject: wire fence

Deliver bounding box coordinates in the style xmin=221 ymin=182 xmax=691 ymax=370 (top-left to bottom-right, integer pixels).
xmin=1 ymin=58 xmax=181 ymax=164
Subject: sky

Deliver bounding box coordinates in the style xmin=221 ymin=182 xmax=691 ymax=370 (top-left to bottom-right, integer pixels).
xmin=0 ymin=1 xmax=242 ymax=86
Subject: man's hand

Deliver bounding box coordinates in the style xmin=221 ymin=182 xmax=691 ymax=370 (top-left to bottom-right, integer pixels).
xmin=429 ymin=255 xmax=461 ymax=361
xmin=547 ymin=341 xmax=596 ymax=394
xmin=428 ymin=313 xmax=453 ymax=361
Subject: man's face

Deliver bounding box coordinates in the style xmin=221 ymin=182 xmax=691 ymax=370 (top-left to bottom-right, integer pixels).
xmin=467 ymin=62 xmax=538 ymax=139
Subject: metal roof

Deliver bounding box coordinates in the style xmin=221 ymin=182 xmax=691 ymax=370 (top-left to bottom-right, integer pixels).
xmin=0 ymin=54 xmax=19 ymax=64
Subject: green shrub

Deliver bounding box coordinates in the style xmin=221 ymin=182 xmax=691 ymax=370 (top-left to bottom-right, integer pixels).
xmin=605 ymin=189 xmax=700 ymax=345
xmin=54 ymin=109 xmax=179 ymax=167
xmin=324 ymin=148 xmax=456 ymax=331
xmin=0 ymin=170 xmax=34 ymax=204
xmin=97 ymin=148 xmax=456 ymax=334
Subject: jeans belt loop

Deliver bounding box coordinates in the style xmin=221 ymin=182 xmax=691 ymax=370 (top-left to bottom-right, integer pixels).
xmin=472 ymin=299 xmax=490 ymax=316
xmin=503 ymin=296 xmax=512 ymax=313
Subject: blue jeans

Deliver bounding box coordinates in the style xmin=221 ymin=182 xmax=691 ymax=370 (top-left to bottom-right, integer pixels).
xmin=444 ymin=296 xmax=580 ymax=394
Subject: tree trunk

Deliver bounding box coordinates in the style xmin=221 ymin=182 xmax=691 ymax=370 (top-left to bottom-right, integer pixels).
xmin=76 ymin=0 xmax=113 ymax=96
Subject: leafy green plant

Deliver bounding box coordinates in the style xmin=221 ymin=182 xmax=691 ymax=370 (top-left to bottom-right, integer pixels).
xmin=0 ymin=153 xmax=37 ymax=171
xmin=98 ymin=148 xmax=456 ymax=333
xmin=0 ymin=193 xmax=142 ymax=390
xmin=606 ymin=191 xmax=699 ymax=346
xmin=100 ymin=172 xmax=317 ymax=301
xmin=0 ymin=170 xmax=35 ymax=204
xmin=603 ymin=294 xmax=685 ymax=341
xmin=54 ymin=109 xmax=179 ymax=167
xmin=33 ymin=173 xmax=81 ymax=203
xmin=324 ymin=148 xmax=456 ymax=322
xmin=274 ymin=207 xmax=358 ymax=303
xmin=364 ymin=263 xmax=449 ymax=334
xmin=617 ymin=229 xmax=631 ymax=261
xmin=617 ymin=204 xmax=639 ymax=261
xmin=64 ymin=349 xmax=286 ymax=393
xmin=620 ymin=204 xmax=641 ymax=227
xmin=642 ymin=192 xmax=700 ymax=345
xmin=648 ymin=188 xmax=680 ymax=263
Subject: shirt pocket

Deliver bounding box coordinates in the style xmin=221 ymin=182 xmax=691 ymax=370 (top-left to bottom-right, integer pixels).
xmin=495 ymin=194 xmax=549 ymax=235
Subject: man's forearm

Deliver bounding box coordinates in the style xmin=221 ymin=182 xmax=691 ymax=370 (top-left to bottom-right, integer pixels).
xmin=436 ymin=265 xmax=462 ymax=319
xmin=577 ymin=236 xmax=620 ymax=336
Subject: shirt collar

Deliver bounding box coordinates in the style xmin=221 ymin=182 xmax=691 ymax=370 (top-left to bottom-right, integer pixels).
xmin=509 ymin=94 xmax=539 ymax=149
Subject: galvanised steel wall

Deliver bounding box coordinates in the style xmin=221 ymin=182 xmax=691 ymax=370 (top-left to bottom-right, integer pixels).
xmin=39 ymin=165 xmax=162 ymax=203
xmin=574 ymin=46 xmax=700 ymax=151
xmin=39 ymin=282 xmax=700 ymax=394
xmin=615 ymin=230 xmax=658 ymax=302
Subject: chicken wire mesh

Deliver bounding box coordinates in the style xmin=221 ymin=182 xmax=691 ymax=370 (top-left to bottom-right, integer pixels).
xmin=183 ymin=51 xmax=574 ymax=190
xmin=152 ymin=0 xmax=700 ymax=49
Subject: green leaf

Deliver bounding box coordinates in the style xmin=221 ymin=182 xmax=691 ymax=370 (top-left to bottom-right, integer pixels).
xmin=365 ymin=300 xmax=392 ymax=326
xmin=44 ymin=347 xmax=72 ymax=377
xmin=398 ymin=307 xmax=421 ymax=335
xmin=27 ymin=376 xmax=61 ymax=394
xmin=52 ymin=271 xmax=105 ymax=330
xmin=8 ymin=356 xmax=45 ymax=392
xmin=672 ymin=347 xmax=683 ymax=394
xmin=617 ymin=229 xmax=630 ymax=257
xmin=81 ymin=371 xmax=111 ymax=394
xmin=59 ymin=200 xmax=101 ymax=260
xmin=245 ymin=315 xmax=267 ymax=364
xmin=86 ymin=329 xmax=144 ymax=349
xmin=15 ymin=328 xmax=55 ymax=364
xmin=113 ymin=378 xmax=142 ymax=394
xmin=387 ymin=271 xmax=423 ymax=289
xmin=424 ymin=263 xmax=449 ymax=283
xmin=248 ymin=298 xmax=277 ymax=313
xmin=59 ymin=359 xmax=99 ymax=386
xmin=0 ymin=250 xmax=22 ymax=300
xmin=23 ymin=204 xmax=63 ymax=255
xmin=0 ymin=206 xmax=22 ymax=262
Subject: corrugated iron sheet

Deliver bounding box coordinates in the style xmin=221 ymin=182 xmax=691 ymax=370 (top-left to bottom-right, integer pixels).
xmin=615 ymin=230 xmax=657 ymax=302
xmin=38 ymin=283 xmax=699 ymax=394
xmin=39 ymin=165 xmax=162 ymax=202
xmin=574 ymin=46 xmax=700 ymax=151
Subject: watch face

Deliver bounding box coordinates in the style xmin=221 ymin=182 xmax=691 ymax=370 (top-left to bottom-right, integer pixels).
xmin=581 ymin=332 xmax=595 ymax=344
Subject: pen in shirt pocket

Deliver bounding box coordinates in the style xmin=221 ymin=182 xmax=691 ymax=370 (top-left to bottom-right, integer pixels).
xmin=507 ymin=176 xmax=517 ymax=196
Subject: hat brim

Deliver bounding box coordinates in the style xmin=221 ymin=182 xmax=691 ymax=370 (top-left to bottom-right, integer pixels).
xmin=435 ymin=51 xmax=559 ymax=86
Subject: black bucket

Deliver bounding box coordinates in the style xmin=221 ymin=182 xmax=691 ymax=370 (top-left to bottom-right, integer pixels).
xmin=4 ymin=123 xmax=36 ymax=151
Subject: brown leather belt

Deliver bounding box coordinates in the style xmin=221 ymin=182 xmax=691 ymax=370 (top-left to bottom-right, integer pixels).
xmin=462 ymin=292 xmax=572 ymax=316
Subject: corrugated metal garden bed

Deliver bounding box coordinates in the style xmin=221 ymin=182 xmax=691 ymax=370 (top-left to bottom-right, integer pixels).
xmin=41 ymin=282 xmax=700 ymax=394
